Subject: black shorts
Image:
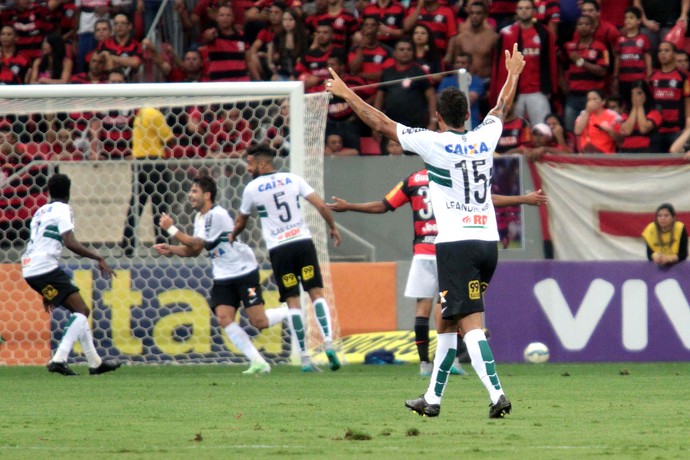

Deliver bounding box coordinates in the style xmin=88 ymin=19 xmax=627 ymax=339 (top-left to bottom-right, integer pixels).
xmin=210 ymin=269 xmax=264 ymax=312
xmin=436 ymin=240 xmax=498 ymax=319
xmin=269 ymin=239 xmax=323 ymax=302
xmin=24 ymin=267 xmax=80 ymax=307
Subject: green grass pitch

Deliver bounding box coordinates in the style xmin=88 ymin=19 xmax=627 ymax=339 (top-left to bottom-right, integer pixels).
xmin=0 ymin=362 xmax=687 ymax=459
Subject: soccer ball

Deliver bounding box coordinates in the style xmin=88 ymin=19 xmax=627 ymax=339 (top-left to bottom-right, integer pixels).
xmin=523 ymin=342 xmax=550 ymax=364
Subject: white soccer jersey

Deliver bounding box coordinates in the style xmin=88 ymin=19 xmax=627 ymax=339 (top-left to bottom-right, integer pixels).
xmin=193 ymin=206 xmax=258 ymax=280
xmin=397 ymin=116 xmax=503 ymax=243
xmin=22 ymin=201 xmax=74 ymax=277
xmin=240 ymin=172 xmax=314 ymax=250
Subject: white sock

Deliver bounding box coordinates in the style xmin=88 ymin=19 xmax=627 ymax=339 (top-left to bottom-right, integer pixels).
xmin=423 ymin=333 xmax=457 ymax=405
xmin=52 ymin=313 xmax=87 ymax=363
xmin=465 ymin=328 xmax=504 ymax=404
xmin=287 ymin=308 xmax=308 ymax=357
xmin=224 ymin=323 xmax=265 ymax=364
xmin=78 ymin=322 xmax=102 ymax=368
xmin=265 ymin=304 xmax=289 ymax=327
xmin=313 ymin=298 xmax=333 ymax=345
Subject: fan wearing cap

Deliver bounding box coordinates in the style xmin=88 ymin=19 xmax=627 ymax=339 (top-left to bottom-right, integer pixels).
xmin=513 ymin=122 xmax=574 ymax=161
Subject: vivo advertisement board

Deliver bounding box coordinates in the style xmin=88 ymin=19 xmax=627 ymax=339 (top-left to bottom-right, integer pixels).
xmin=485 ymin=261 xmax=690 ymax=362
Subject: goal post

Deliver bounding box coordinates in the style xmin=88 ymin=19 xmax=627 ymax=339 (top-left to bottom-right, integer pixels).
xmin=0 ymin=82 xmax=337 ymax=366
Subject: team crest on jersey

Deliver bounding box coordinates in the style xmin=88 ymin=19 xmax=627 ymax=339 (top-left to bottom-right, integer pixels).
xmin=468 ymin=280 xmax=481 ymax=300
xmin=42 ymin=285 xmax=58 ymax=301
xmin=302 ymin=265 xmax=315 ymax=280
xmin=258 ymin=176 xmax=292 ymax=192
xmin=282 ymin=273 xmax=298 ymax=288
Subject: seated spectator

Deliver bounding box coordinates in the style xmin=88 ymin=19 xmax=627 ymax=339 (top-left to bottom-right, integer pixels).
xmin=77 ymin=10 xmax=112 ymax=74
xmin=495 ymin=103 xmax=532 ymax=154
xmin=0 ymin=25 xmax=31 ymax=84
xmin=574 ymin=90 xmax=621 ymax=154
xmin=168 ymin=48 xmax=208 ymax=83
xmin=412 ymin=23 xmax=443 ymax=85
xmin=29 ymin=33 xmax=73 ymax=84
xmin=268 ymin=8 xmax=309 ymax=81
xmin=642 ymin=203 xmax=688 ymax=266
xmin=325 ymin=133 xmax=358 ymax=156
xmin=437 ymin=53 xmax=484 ymax=129
xmin=198 ymin=6 xmax=250 ymax=82
xmin=70 ymin=51 xmax=109 ymax=83
xmin=386 ymin=138 xmax=404 ymax=156
xmin=98 ymin=13 xmax=143 ymax=81
xmin=2 ymin=0 xmax=58 ymax=63
xmin=519 ymin=122 xmax=575 ymax=161
xmin=619 ymin=81 xmax=663 ymax=153
xmin=545 ymin=113 xmax=577 ymax=153
xmin=247 ymin=1 xmax=286 ymax=81
xmin=348 ymin=16 xmax=393 ymax=84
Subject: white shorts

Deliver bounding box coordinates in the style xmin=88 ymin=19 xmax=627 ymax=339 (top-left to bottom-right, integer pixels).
xmin=404 ymin=256 xmax=438 ymax=299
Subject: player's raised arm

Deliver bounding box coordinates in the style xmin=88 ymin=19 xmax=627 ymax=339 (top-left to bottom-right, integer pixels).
xmin=488 ymin=43 xmax=526 ymax=121
xmin=328 ymin=196 xmax=388 ymax=214
xmin=326 ymin=67 xmax=399 ymax=142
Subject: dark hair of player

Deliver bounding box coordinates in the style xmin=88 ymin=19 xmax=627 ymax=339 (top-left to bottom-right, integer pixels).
xmin=193 ymin=175 xmax=217 ymax=203
xmin=247 ymin=143 xmax=277 ymax=161
xmin=437 ymin=87 xmax=469 ymax=129
xmin=48 ymin=174 xmax=71 ymax=201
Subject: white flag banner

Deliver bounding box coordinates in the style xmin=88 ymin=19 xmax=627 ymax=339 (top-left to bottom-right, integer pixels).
xmin=531 ymin=155 xmax=690 ymax=260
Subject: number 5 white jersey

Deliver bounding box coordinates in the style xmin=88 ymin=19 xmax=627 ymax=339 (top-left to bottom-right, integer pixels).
xmin=240 ymin=172 xmax=314 ymax=250
xmin=396 ymin=116 xmax=503 ymax=244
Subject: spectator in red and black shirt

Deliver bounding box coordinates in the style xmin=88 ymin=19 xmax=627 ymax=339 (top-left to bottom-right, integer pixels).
xmin=310 ymin=0 xmax=359 ymax=50
xmin=620 ymin=80 xmax=663 ymax=153
xmin=495 ymin=103 xmax=533 ymax=154
xmin=649 ymin=41 xmax=690 ymax=152
xmin=247 ymin=1 xmax=286 ymax=81
xmin=199 ymin=5 xmax=250 ymax=82
xmin=2 ymin=0 xmax=59 ymax=63
xmin=362 ymin=0 xmax=406 ymax=48
xmin=614 ymin=7 xmax=652 ymax=110
xmin=70 ymin=51 xmax=108 ymax=84
xmin=294 ymin=23 xmax=340 ymax=92
xmin=348 ymin=16 xmax=393 ymax=84
xmin=534 ymin=0 xmax=560 ymax=39
xmin=326 ymin=50 xmax=374 ymax=153
xmin=98 ymin=13 xmax=143 ymax=81
xmin=0 ymin=26 xmax=31 ymax=85
xmin=561 ymin=14 xmax=609 ymax=131
xmin=168 ymin=49 xmax=209 ymax=83
xmin=403 ymin=0 xmax=456 ymax=55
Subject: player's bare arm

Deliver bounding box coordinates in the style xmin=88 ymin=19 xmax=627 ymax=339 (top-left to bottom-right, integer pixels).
xmin=306 ymin=193 xmax=342 ymax=247
xmin=328 ymin=196 xmax=388 ymax=214
xmin=488 ymin=43 xmax=525 ymax=121
xmin=230 ymin=213 xmax=249 ymax=243
xmin=326 ymin=67 xmax=399 ymax=141
xmin=492 ymin=189 xmax=547 ymax=207
xmin=62 ymin=230 xmax=115 ymax=278
xmin=155 ymin=212 xmax=203 ymax=256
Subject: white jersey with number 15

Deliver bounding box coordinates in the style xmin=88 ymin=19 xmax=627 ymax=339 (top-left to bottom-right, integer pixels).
xmin=396 ymin=115 xmax=503 ymax=244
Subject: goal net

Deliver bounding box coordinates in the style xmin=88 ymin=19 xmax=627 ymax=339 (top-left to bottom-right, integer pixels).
xmin=0 ymin=82 xmax=337 ymax=366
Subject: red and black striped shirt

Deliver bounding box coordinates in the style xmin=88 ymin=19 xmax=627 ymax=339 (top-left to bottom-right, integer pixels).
xmin=383 ymin=169 xmax=436 ymax=256
xmin=620 ymin=110 xmax=663 ymax=152
xmin=649 ymin=69 xmax=690 ymax=133
xmin=294 ymin=46 xmax=340 ymax=92
xmin=313 ymin=9 xmax=360 ymax=50
xmin=534 ymin=0 xmax=560 ymax=26
xmin=362 ymin=1 xmax=406 ymax=47
xmin=348 ymin=43 xmax=394 ymax=83
xmin=97 ymin=37 xmax=143 ymax=80
xmin=615 ymin=33 xmax=650 ymax=83
xmin=328 ymin=73 xmax=373 ymax=121
xmin=2 ymin=5 xmax=55 ymax=62
xmin=563 ymin=39 xmax=609 ymax=95
xmin=405 ymin=5 xmax=456 ymax=53
xmin=0 ymin=51 xmax=31 ymax=84
xmin=200 ymin=32 xmax=249 ymax=82
xmin=496 ymin=116 xmax=532 ymax=154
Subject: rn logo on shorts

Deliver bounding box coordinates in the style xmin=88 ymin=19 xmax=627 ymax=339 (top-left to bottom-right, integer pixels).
xmin=302 ymin=265 xmax=315 ymax=281
xmin=282 ymin=273 xmax=298 ymax=288
xmin=42 ymin=285 xmax=58 ymax=301
xmin=468 ymin=280 xmax=481 ymax=300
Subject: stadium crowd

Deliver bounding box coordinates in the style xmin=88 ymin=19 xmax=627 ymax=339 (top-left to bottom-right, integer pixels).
xmin=2 ymin=0 xmax=690 ymax=157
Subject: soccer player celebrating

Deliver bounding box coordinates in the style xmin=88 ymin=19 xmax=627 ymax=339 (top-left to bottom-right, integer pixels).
xmin=154 ymin=175 xmax=288 ymax=375
xmin=326 ymin=43 xmax=526 ymax=418
xmin=22 ymin=174 xmax=120 ymax=376
xmin=231 ymin=144 xmax=342 ymax=372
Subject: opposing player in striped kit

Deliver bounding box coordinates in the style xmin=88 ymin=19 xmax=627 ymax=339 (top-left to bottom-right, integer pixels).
xmin=155 ymin=175 xmax=288 ymax=375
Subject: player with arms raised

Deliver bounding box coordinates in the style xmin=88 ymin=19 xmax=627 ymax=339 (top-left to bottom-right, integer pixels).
xmin=22 ymin=174 xmax=120 ymax=376
xmin=326 ymin=43 xmax=526 ymax=418
xmin=231 ymin=144 xmax=342 ymax=372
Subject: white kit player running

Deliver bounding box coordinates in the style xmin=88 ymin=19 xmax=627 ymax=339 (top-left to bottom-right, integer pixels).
xmin=326 ymin=44 xmax=526 ymax=418
xmin=155 ymin=175 xmax=288 ymax=375
xmin=22 ymin=174 xmax=121 ymax=376
xmin=231 ymin=144 xmax=342 ymax=372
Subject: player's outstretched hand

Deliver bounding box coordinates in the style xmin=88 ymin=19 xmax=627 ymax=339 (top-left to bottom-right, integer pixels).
xmin=154 ymin=243 xmax=172 ymax=255
xmin=159 ymin=212 xmax=174 ymax=231
xmin=330 ymin=228 xmax=342 ymax=247
xmin=97 ymin=257 xmax=117 ymax=278
xmin=326 ymin=67 xmax=348 ymax=98
xmin=505 ymin=43 xmax=526 ymax=76
xmin=524 ymin=189 xmax=547 ymax=206
xmin=327 ymin=196 xmax=350 ymax=212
